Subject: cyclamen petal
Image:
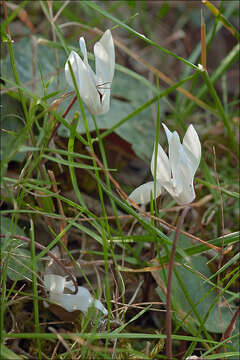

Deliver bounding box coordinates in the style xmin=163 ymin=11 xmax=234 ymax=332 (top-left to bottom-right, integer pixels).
xmin=65 ymin=51 xmax=99 ymax=105
xmin=79 ymin=37 xmax=88 ymax=64
xmin=44 ymin=274 xmax=107 ymax=315
xmin=128 ymin=181 xmax=162 ymax=205
xmin=168 ymin=131 xmax=184 ymax=190
xmin=79 ymin=37 xmax=97 ymax=84
xmin=162 ymin=123 xmax=173 ymax=144
xmin=151 ymin=143 xmax=171 ymax=183
xmin=44 ymin=274 xmax=65 ymax=293
xmin=94 ymin=29 xmax=115 ymax=85
xmin=182 ymin=124 xmax=201 ymax=173
xmin=65 ymin=29 xmax=115 ymax=115
xmin=128 ymin=124 xmax=201 ymax=206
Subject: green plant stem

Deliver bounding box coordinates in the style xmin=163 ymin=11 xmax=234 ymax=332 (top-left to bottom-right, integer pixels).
xmin=201 ymin=70 xmax=239 ymax=156
xmin=29 ymin=220 xmax=42 ymax=359
xmin=165 ymin=206 xmax=190 ymax=359
xmin=48 ymin=95 xmax=77 ymax=145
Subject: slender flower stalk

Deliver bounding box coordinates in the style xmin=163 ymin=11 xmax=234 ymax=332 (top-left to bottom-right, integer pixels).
xmin=65 ymin=29 xmax=115 ymax=115
xmin=129 ymin=124 xmax=201 ymax=205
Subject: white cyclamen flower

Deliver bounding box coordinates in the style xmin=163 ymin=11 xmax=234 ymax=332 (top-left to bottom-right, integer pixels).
xmin=129 ymin=124 xmax=201 ymax=205
xmin=65 ymin=29 xmax=115 ymax=115
xmin=44 ymin=274 xmax=107 ymax=315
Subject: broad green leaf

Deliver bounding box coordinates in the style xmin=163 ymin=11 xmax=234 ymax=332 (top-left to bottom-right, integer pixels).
xmin=156 ymin=234 xmax=234 ymax=334
xmin=0 ymin=94 xmax=25 ymax=161
xmin=0 ymin=215 xmax=26 ymax=246
xmin=1 ymin=216 xmax=37 ymax=281
xmin=1 ymin=37 xmax=66 ymax=97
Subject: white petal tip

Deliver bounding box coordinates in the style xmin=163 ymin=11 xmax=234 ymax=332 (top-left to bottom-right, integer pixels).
xmin=128 ymin=182 xmax=161 ymax=205
xmin=94 ymin=300 xmax=108 ymax=315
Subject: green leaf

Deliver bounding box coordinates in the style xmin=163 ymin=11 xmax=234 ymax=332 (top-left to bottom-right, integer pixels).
xmin=156 ymin=234 xmax=233 ymax=334
xmin=1 ymin=37 xmax=66 ymax=97
xmin=0 ymin=94 xmax=25 ymax=162
xmin=0 ymin=215 xmax=26 ymax=246
xmin=0 ymin=216 xmax=36 ymax=281
xmin=5 ymin=247 xmax=33 ymax=282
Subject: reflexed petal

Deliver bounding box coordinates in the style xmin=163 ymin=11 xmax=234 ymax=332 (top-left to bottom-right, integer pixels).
xmin=94 ymin=29 xmax=115 ymax=85
xmin=151 ymin=143 xmax=171 ymax=182
xmin=65 ymin=50 xmax=82 ymax=89
xmin=79 ymin=37 xmax=88 ymax=64
xmin=80 ymin=37 xmax=96 ymax=84
xmin=183 ymin=125 xmax=201 ymax=161
xmin=50 ymin=286 xmax=93 ymax=313
xmin=44 ymin=274 xmax=65 ymax=293
xmin=65 ymin=51 xmax=102 ymax=114
xmin=94 ymin=300 xmax=108 ymax=315
xmin=168 ymin=131 xmax=183 ymax=190
xmin=128 ymin=181 xmax=161 ymax=205
xmin=183 ymin=124 xmax=201 ymax=174
xmin=65 ymin=51 xmax=96 ymax=96
xmin=162 ymin=123 xmax=173 ymax=144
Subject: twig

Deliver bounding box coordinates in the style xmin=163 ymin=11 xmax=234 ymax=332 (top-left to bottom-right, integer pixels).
xmin=0 ymin=233 xmax=78 ymax=294
xmin=213 ymin=147 xmax=225 ymax=254
xmin=2 ymin=0 xmax=11 ymax=40
xmin=201 ymin=10 xmax=207 ymax=69
xmin=220 ymin=307 xmax=240 ymax=343
xmin=48 ymin=170 xmax=68 ymax=253
xmin=48 ymin=95 xmax=77 ymax=145
xmin=165 ymin=206 xmax=190 ymax=360
xmin=213 ymin=146 xmax=226 ymax=331
xmin=47 ymin=1 xmax=59 ymax=89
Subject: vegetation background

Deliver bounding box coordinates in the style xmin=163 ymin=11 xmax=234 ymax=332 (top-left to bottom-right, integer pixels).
xmin=0 ymin=0 xmax=239 ymax=359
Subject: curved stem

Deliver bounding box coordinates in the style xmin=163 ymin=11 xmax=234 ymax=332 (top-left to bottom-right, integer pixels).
xmin=165 ymin=206 xmax=190 ymax=360
xmin=48 ymin=95 xmax=77 ymax=145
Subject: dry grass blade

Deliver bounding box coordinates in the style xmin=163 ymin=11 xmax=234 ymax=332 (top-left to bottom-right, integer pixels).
xmin=48 ymin=170 xmax=68 ymax=251
xmin=6 ymin=1 xmax=36 ymax=33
